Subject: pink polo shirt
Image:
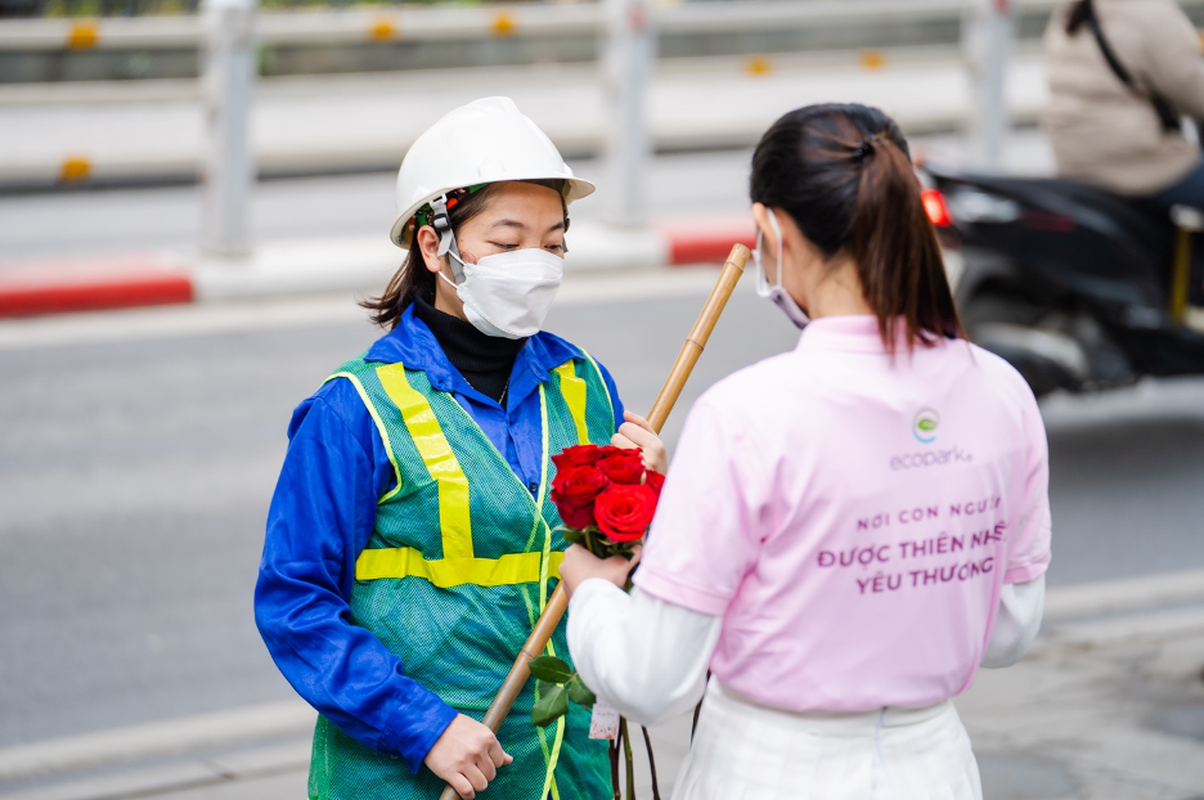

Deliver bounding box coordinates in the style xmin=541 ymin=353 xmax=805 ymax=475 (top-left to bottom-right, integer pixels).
xmin=633 ymin=315 xmax=1052 ymax=712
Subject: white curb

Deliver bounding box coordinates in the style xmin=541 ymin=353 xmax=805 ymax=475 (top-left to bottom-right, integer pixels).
xmin=0 ymin=700 xmax=315 ymax=785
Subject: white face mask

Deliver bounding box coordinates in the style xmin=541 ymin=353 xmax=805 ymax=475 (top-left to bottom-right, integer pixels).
xmin=753 ymin=208 xmax=811 ymax=330
xmin=438 ymin=246 xmax=564 ymax=339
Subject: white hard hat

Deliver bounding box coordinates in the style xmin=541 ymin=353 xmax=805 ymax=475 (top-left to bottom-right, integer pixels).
xmin=389 ymin=96 xmax=595 ymax=249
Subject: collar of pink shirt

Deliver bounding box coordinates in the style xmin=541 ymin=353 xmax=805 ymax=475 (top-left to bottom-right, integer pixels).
xmin=798 ymin=314 xmax=954 ymax=355
xmin=797 ymin=314 xmax=889 ymax=354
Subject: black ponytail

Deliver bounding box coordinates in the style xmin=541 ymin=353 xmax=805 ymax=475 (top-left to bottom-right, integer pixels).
xmin=749 ymin=102 xmax=964 ymax=352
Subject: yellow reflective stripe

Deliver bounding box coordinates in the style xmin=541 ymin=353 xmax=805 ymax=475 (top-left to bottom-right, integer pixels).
xmin=540 ymin=700 xmax=566 ymax=800
xmin=553 ymin=361 xmax=589 ymax=446
xmin=582 ymin=350 xmax=615 ymax=431
xmin=356 ymin=548 xmax=564 ymax=587
xmin=375 ymin=363 xmax=473 ymax=559
xmin=537 ymin=385 xmax=555 ymax=613
xmin=535 ymin=384 xmax=565 ymax=800
xmin=325 ymin=371 xmax=403 ymax=503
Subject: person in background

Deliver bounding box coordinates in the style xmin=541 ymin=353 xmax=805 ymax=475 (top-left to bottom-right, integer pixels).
xmin=1044 ymin=0 xmax=1204 ymax=209
xmin=255 ymin=96 xmax=664 ymax=800
xmin=560 ymin=103 xmax=1052 ymax=800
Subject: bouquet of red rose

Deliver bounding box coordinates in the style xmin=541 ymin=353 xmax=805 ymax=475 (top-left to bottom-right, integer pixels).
xmin=548 ymin=443 xmax=664 ymax=559
xmin=529 ymin=443 xmax=665 ymax=799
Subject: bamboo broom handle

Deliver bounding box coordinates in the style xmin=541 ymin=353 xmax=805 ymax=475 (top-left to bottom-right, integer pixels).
xmin=645 ymin=244 xmax=751 ymax=432
xmin=438 ymin=243 xmax=750 ymax=800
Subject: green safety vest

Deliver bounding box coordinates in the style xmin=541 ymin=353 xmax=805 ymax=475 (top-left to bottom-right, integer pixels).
xmin=307 ymin=350 xmax=618 ymax=800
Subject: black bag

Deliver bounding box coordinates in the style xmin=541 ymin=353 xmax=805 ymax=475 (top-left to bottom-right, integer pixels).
xmin=1072 ymin=0 xmax=1182 ymax=132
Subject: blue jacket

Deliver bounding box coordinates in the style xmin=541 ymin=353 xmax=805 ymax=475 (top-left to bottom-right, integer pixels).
xmin=254 ymin=305 xmax=624 ymax=775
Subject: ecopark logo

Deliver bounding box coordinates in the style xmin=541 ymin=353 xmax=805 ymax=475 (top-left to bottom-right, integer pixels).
xmin=891 ymin=407 xmax=971 ymax=470
xmin=913 ymin=407 xmax=940 ymax=444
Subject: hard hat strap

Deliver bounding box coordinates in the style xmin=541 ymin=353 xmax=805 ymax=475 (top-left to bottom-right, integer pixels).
xmin=431 ymin=195 xmax=452 ymax=249
xmin=430 ymin=195 xmax=466 ymax=283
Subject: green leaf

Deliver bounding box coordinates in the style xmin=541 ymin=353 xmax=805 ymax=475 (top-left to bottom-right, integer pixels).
xmin=528 ymin=655 xmax=574 ymax=684
xmin=918 ymin=418 xmax=937 ymax=431
xmin=532 ymin=683 xmax=569 ymax=727
xmin=562 ymin=528 xmax=584 ymax=546
xmin=566 ymin=676 xmax=596 ymax=708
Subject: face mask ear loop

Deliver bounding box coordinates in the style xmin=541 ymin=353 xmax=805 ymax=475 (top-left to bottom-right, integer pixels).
xmin=754 ymin=228 xmax=770 ymax=295
xmin=766 ymin=209 xmax=785 ymax=292
xmin=756 ymin=207 xmax=811 ymax=330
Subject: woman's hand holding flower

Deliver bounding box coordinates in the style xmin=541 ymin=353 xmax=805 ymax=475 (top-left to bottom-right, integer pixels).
xmin=560 ymin=544 xmax=642 ymax=598
xmin=611 ymin=411 xmax=668 ymax=474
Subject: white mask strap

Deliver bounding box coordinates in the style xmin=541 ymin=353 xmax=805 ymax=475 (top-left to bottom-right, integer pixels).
xmin=754 ymin=208 xmax=810 ymax=330
xmin=435 ymin=268 xmax=458 ymax=292
xmin=754 ymin=210 xmax=785 ymax=290
xmin=766 ymin=208 xmax=784 ymax=289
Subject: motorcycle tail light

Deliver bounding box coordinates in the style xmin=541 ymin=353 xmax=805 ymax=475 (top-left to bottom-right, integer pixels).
xmin=922 ymin=189 xmax=952 ymax=227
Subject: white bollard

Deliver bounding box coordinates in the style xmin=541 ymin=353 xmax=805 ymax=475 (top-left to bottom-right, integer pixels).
xmin=964 ymin=0 xmax=1013 ymax=171
xmin=600 ymin=0 xmax=654 ymax=228
xmin=200 ymin=0 xmax=256 ymax=258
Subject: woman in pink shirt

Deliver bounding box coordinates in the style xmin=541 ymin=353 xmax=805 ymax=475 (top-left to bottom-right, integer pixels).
xmin=560 ymin=103 xmax=1052 ymax=800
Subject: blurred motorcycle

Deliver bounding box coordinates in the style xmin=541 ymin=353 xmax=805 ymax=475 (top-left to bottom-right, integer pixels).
xmin=919 ymin=161 xmax=1204 ymax=397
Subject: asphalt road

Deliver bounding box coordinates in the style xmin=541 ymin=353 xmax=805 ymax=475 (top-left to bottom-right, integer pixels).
xmin=2 ymin=282 xmax=1204 ymax=751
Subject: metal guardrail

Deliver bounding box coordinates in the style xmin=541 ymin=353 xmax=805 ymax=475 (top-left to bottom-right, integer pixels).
xmin=0 ymin=0 xmax=1030 ymax=247
xmin=0 ymin=0 xmax=1068 ymax=52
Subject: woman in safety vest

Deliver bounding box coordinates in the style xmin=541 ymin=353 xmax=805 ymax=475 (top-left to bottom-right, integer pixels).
xmin=255 ymin=96 xmax=665 ymax=800
xmin=560 ymin=103 xmax=1052 ymax=800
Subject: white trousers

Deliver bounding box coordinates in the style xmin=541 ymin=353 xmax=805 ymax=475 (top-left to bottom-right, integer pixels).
xmin=671 ymin=679 xmax=983 ymax=800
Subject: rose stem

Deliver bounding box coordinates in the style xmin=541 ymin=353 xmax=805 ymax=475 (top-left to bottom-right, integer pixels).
xmin=610 ymin=725 xmax=621 ymax=800
xmin=642 ymin=726 xmax=660 ymax=800
xmin=621 ymin=717 xmax=636 ymax=800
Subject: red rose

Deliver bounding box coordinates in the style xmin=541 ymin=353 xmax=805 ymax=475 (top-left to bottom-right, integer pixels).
xmin=551 ymin=444 xmax=604 ymax=473
xmin=645 ymin=470 xmax=665 ymax=498
xmin=551 ymin=465 xmax=609 ymax=529
xmin=593 ymin=484 xmax=658 ymax=543
xmin=597 ymin=448 xmax=645 ymax=485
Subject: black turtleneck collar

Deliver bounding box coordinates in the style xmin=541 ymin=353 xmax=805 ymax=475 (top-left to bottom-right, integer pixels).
xmin=412 ymin=294 xmax=527 ymax=404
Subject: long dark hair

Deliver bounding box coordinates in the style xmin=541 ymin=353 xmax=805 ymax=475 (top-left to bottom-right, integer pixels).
xmin=750 ymin=102 xmax=964 ymax=352
xmin=361 ymin=179 xmax=568 ymax=329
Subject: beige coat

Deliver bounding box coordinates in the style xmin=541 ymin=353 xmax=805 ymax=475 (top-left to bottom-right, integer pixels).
xmin=1043 ymin=0 xmax=1204 ymax=195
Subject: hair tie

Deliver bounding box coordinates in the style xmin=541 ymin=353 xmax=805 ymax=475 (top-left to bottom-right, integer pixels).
xmin=852 ymin=134 xmax=879 ymax=164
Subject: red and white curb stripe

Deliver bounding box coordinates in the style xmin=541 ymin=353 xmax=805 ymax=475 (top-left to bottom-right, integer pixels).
xmin=0 ymin=218 xmax=756 ymax=318
xmin=0 ymin=253 xmax=193 ymax=317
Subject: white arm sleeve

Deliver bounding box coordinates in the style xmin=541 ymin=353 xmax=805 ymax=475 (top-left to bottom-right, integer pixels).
xmin=567 ymin=580 xmax=722 ymax=728
xmin=981 ymin=574 xmax=1045 ymax=668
